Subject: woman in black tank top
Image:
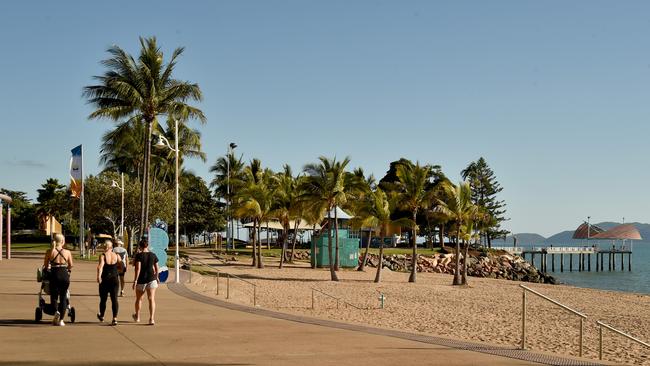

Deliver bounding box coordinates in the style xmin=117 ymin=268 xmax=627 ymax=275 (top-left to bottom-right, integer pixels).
xmin=97 ymin=240 xmax=122 ymax=325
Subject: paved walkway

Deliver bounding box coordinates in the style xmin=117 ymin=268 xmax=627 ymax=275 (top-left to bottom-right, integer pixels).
xmin=0 ymin=253 xmax=610 ymax=366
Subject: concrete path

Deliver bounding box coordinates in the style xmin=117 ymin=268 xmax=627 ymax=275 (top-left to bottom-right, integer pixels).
xmin=0 ymin=254 xmax=607 ymax=366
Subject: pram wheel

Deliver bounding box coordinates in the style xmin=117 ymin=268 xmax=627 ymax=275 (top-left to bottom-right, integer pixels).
xmin=35 ymin=307 xmax=42 ymax=322
xmin=69 ymin=307 xmax=75 ymax=323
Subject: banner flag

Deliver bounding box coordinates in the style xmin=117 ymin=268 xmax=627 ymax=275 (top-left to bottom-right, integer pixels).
xmin=70 ymin=145 xmax=82 ymax=198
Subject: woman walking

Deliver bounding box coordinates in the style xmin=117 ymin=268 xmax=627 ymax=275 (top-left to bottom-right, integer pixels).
xmin=132 ymin=238 xmax=159 ymax=325
xmin=42 ymin=233 xmax=73 ymax=326
xmin=97 ymin=240 xmax=122 ymax=325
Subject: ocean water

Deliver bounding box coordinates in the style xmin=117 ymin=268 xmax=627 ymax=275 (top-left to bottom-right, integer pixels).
xmin=517 ymin=243 xmax=650 ymax=294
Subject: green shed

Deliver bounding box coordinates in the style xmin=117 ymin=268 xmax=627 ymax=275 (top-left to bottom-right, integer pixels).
xmin=311 ymin=229 xmax=360 ymax=268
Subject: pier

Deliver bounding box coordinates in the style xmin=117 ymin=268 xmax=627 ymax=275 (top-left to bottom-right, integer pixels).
xmin=493 ymin=246 xmax=633 ymax=273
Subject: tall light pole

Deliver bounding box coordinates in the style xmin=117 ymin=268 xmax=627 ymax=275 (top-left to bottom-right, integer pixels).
xmin=226 ymin=142 xmax=237 ymax=251
xmin=155 ymin=119 xmax=180 ymax=283
xmin=111 ymin=173 xmax=125 ymax=252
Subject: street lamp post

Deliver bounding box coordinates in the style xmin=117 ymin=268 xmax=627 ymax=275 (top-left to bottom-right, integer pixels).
xmin=111 ymin=173 xmax=125 ymax=252
xmin=155 ymin=120 xmax=180 ymax=283
xmin=226 ymin=143 xmax=237 ymax=252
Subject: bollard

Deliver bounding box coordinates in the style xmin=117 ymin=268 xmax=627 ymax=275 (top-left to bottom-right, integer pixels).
xmin=378 ymin=293 xmax=385 ymax=309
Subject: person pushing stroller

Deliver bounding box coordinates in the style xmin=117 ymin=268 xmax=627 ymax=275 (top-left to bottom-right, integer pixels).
xmin=42 ymin=233 xmax=74 ymax=326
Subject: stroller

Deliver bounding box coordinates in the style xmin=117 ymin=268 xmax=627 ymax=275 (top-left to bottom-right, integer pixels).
xmin=35 ymin=268 xmax=76 ymax=323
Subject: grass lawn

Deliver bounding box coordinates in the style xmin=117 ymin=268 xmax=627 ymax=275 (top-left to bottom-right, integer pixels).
xmin=10 ymin=242 xmax=52 ymax=252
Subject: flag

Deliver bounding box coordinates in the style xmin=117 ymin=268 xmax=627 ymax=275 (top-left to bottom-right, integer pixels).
xmin=70 ymin=145 xmax=82 ymax=198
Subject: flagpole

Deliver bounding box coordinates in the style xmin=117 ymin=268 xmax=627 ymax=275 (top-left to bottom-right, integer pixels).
xmin=80 ymin=145 xmax=85 ymax=258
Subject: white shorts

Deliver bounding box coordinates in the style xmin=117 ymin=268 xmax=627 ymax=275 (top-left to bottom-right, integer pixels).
xmin=136 ymin=280 xmax=158 ymax=291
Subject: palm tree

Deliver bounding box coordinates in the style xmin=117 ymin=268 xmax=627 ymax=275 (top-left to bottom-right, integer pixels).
xmin=272 ymin=165 xmax=301 ymax=269
xmin=36 ymin=179 xmax=68 ymax=240
xmin=234 ymin=160 xmax=274 ymax=268
xmin=435 ymin=181 xmax=478 ymax=286
xmin=394 ymin=162 xmax=435 ymax=283
xmin=84 ymin=36 xmax=206 ymax=237
xmin=347 ymin=168 xmax=376 ymax=271
xmin=350 ymin=188 xmax=406 ymax=283
xmin=300 ymin=156 xmax=352 ymax=281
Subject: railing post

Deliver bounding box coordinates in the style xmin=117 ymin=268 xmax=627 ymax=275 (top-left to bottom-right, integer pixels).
xmin=579 ymin=317 xmax=584 ymax=357
xmin=521 ymin=289 xmax=526 ymax=350
xmin=599 ymin=324 xmax=603 ymax=360
xmin=227 ymin=274 xmax=230 ymax=299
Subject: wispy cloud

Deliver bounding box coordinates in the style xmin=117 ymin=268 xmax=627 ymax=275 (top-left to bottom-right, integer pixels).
xmin=5 ymin=159 xmax=47 ymax=168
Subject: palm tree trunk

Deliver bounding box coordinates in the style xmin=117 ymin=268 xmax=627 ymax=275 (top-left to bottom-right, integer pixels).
xmin=143 ymin=119 xmax=153 ymax=235
xmin=453 ymin=226 xmax=462 ymax=285
xmin=334 ymin=206 xmax=340 ymax=271
xmin=266 ymin=221 xmax=271 ymax=250
xmin=462 ymin=239 xmax=469 ymax=285
xmin=327 ymin=210 xmax=339 ymax=281
xmin=374 ymin=229 xmax=384 ymax=283
xmin=251 ymin=219 xmax=257 ymax=267
xmin=289 ymin=220 xmax=299 ymax=262
xmin=439 ymin=225 xmax=445 ymax=250
xmin=408 ymin=211 xmax=418 ymax=283
xmin=358 ymin=228 xmax=372 ymax=271
xmin=279 ymin=226 xmax=287 ymax=269
xmin=257 ymin=221 xmax=264 ymax=268
xmin=139 ymin=121 xmax=150 ymax=237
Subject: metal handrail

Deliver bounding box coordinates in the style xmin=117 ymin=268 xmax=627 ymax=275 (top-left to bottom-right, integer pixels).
xmin=311 ymin=288 xmax=364 ymax=310
xmin=187 ymin=257 xmax=257 ymax=306
xmin=597 ymin=321 xmax=650 ymax=360
xmin=520 ymin=285 xmax=586 ymax=357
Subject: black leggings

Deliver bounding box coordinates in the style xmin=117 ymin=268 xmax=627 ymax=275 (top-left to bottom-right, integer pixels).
xmin=99 ymin=276 xmax=119 ymax=318
xmin=49 ymin=267 xmax=70 ymax=317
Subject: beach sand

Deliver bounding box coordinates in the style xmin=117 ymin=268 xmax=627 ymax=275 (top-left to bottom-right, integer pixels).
xmin=186 ymin=258 xmax=650 ymax=365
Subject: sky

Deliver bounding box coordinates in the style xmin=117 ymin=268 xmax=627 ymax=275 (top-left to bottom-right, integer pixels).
xmin=1 ymin=1 xmax=650 ymax=237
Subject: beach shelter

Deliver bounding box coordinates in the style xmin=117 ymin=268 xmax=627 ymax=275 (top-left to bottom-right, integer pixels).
xmin=590 ymin=224 xmax=642 ymax=240
xmin=572 ymin=222 xmax=605 ymax=239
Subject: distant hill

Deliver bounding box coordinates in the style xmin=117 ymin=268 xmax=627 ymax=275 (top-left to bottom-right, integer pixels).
xmin=492 ymin=233 xmax=546 ymax=246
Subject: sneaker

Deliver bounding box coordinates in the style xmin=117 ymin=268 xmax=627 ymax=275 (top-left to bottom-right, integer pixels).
xmin=111 ymin=319 xmax=118 ymax=326
xmin=97 ymin=313 xmax=104 ymax=322
xmin=52 ymin=311 xmax=60 ymax=326
xmin=148 ymin=320 xmax=155 ymax=326
xmin=132 ymin=313 xmax=139 ymax=323
xmin=119 ymin=291 xmax=124 ymax=297
xmin=58 ymin=320 xmax=65 ymax=327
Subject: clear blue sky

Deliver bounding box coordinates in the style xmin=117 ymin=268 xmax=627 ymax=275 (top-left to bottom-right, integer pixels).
xmin=2 ymin=1 xmax=650 ymax=237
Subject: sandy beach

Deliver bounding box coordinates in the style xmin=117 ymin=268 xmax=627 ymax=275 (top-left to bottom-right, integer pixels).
xmin=186 ymin=256 xmax=650 ymax=366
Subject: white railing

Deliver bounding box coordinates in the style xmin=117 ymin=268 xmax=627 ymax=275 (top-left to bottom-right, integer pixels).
xmin=520 ymin=285 xmax=587 ymax=357
xmin=597 ymin=321 xmax=650 ymax=360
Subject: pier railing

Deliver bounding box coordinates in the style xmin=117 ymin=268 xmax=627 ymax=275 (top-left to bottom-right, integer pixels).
xmin=520 ymin=284 xmax=587 ymax=357
xmin=187 ymin=257 xmax=258 ymax=306
xmin=597 ymin=321 xmax=650 ymax=360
